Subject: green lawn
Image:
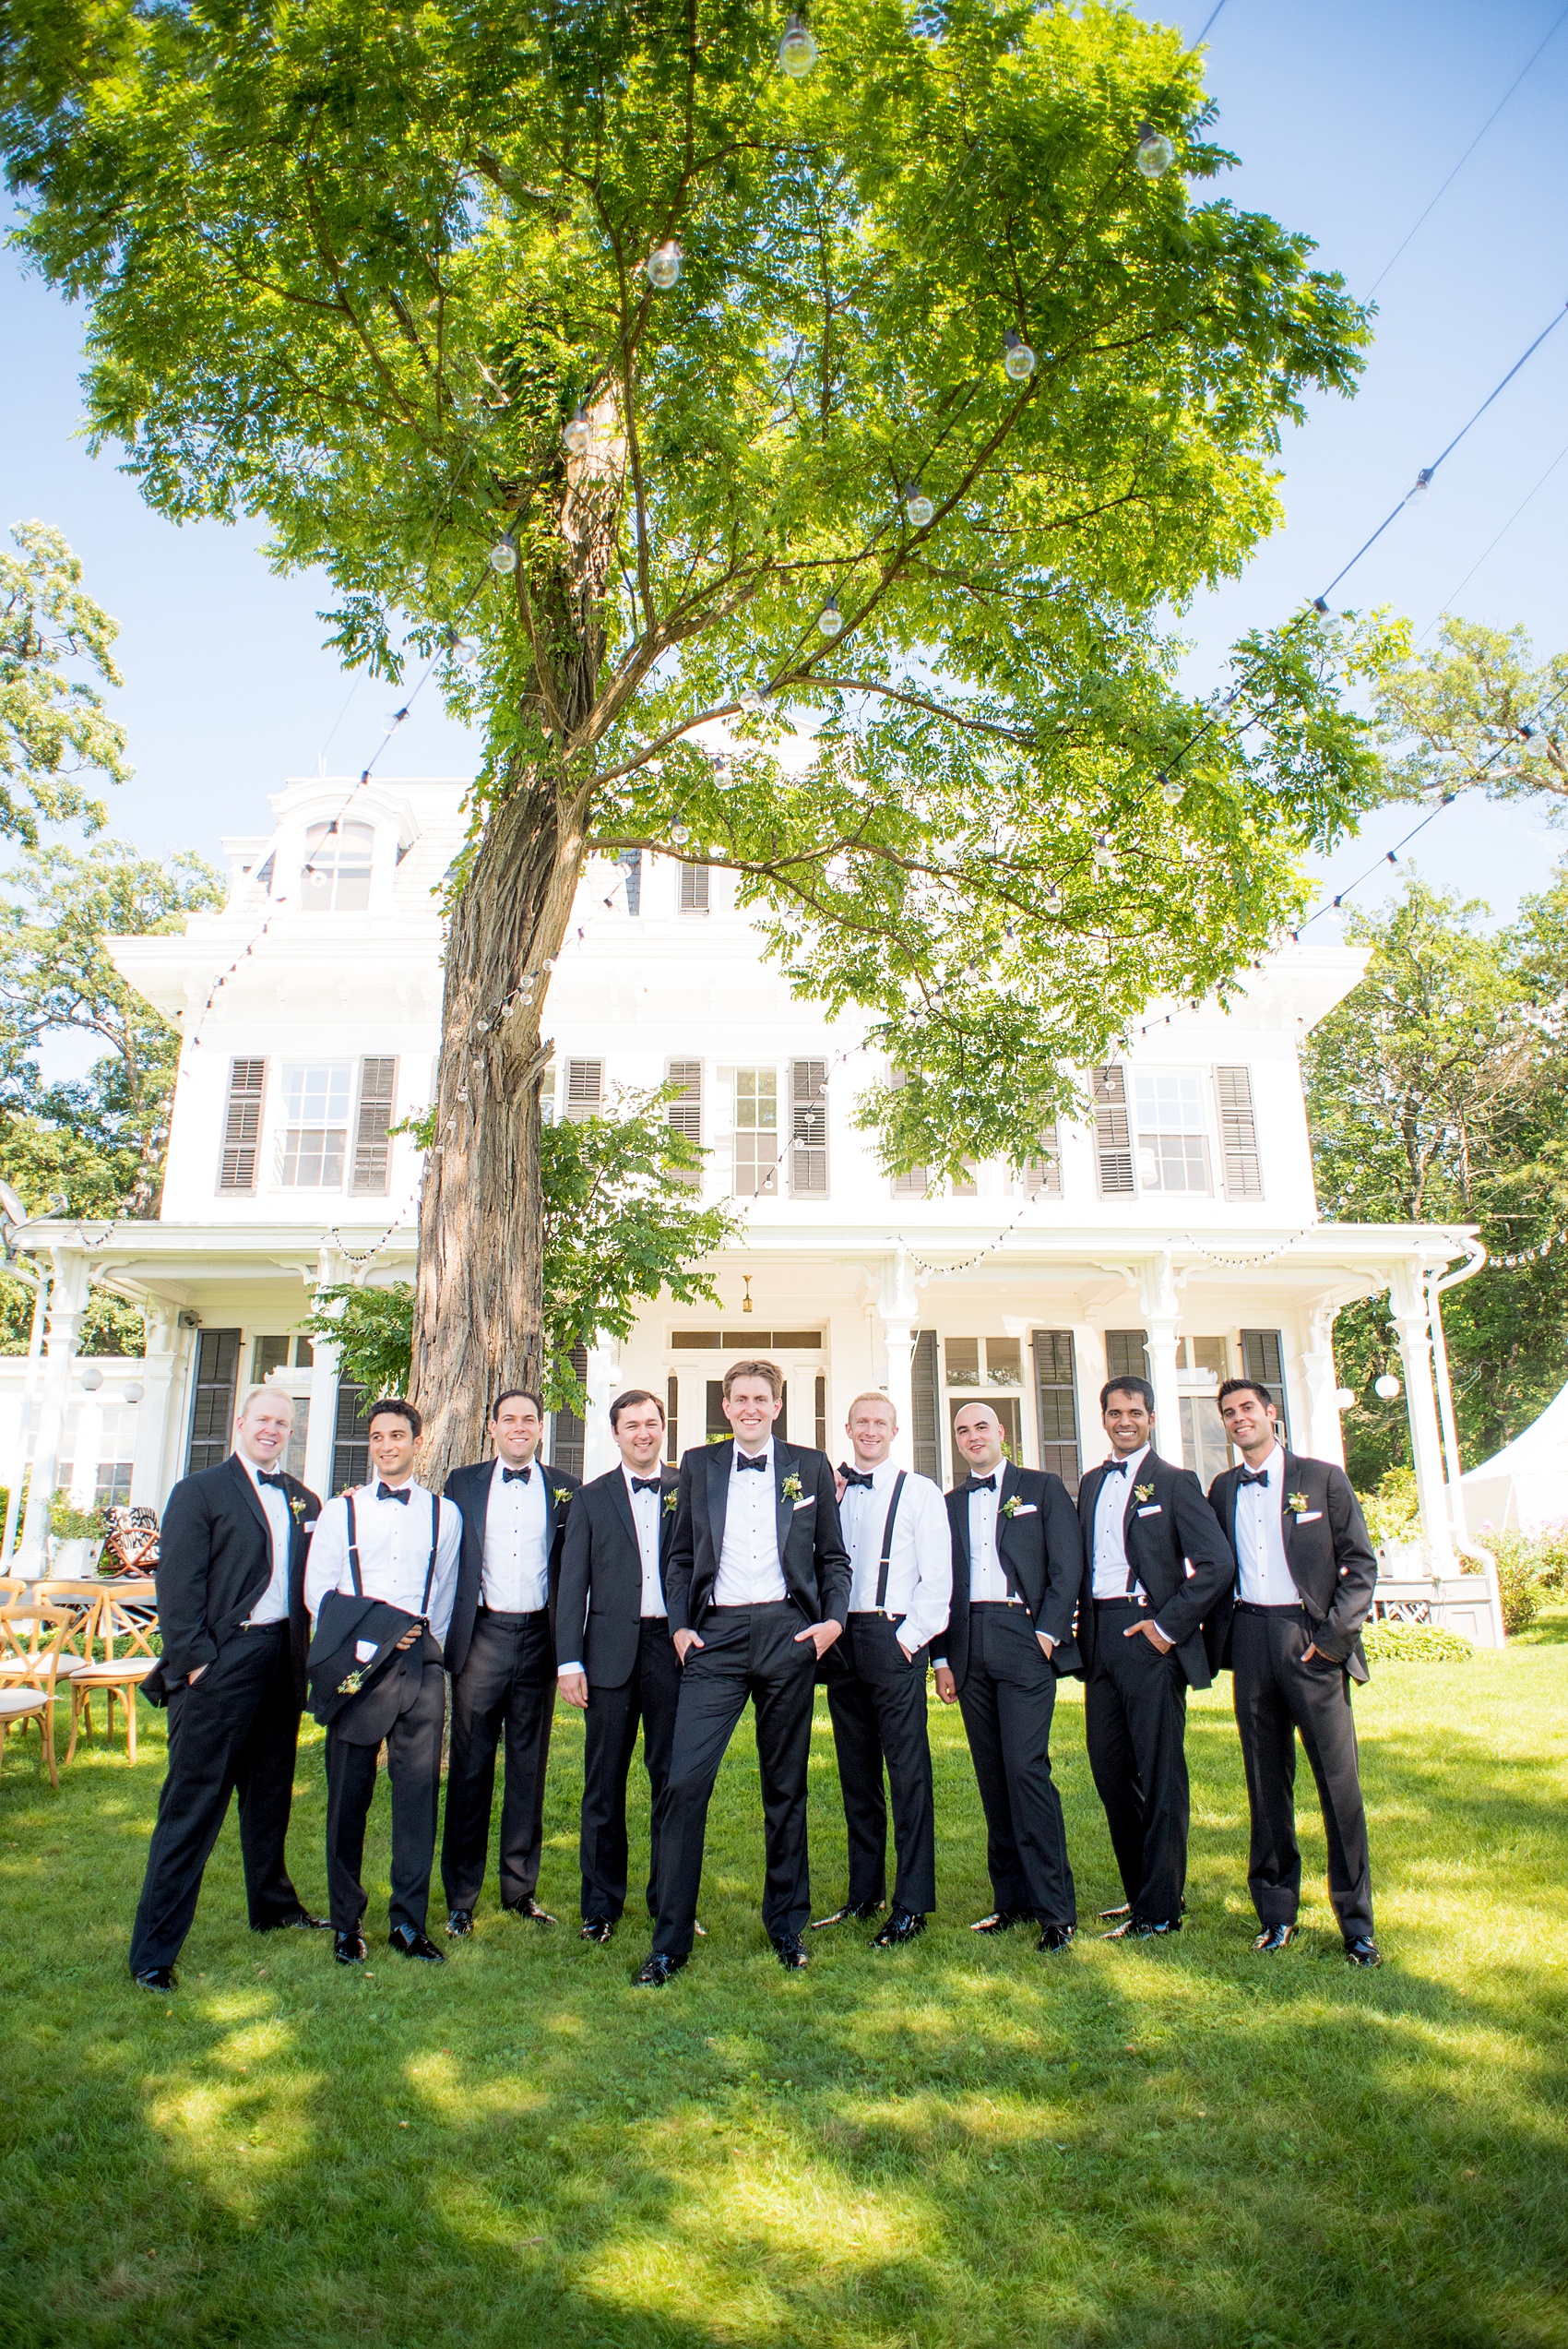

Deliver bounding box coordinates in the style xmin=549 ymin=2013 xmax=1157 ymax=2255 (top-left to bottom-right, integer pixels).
xmin=3 ymin=1624 xmax=1567 ymax=2349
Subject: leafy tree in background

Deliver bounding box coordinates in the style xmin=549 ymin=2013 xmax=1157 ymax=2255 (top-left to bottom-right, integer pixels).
xmin=0 ymin=519 xmax=130 ymax=843
xmin=309 ymin=1089 xmax=736 ymax=1410
xmin=1305 ymin=873 xmax=1568 ymax=1486
xmin=1375 ymin=617 xmax=1568 ymax=805
xmin=3 ymin=0 xmax=1390 ymax=1475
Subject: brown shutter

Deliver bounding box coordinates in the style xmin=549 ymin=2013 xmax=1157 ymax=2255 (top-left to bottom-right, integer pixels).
xmin=1024 ymin=1123 xmax=1063 ymax=1196
xmin=666 ymin=1058 xmax=702 ymax=1186
xmin=1032 ymin=1330 xmax=1081 ymax=1493
xmin=1093 ymin=1067 xmax=1134 ymax=1195
xmin=679 ymin=863 xmax=710 ymax=912
xmin=350 ymin=1056 xmax=398 ymax=1195
xmin=564 ymin=1059 xmax=604 ymax=1122
xmin=790 ymin=1059 xmax=828 ymax=1196
xmin=219 ymin=1058 xmax=267 ymax=1193
xmin=892 ymin=1165 xmax=930 ymax=1198
xmin=1217 ymin=1065 xmax=1264 ymax=1199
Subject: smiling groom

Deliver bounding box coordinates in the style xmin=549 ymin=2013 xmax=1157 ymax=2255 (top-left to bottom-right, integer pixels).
xmin=634 ymin=1358 xmax=850 ymax=1985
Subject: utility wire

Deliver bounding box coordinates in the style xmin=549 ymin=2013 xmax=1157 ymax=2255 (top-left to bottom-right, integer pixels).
xmin=1193 ymin=0 xmax=1229 ymax=42
xmin=1417 ymin=430 xmax=1568 ymax=642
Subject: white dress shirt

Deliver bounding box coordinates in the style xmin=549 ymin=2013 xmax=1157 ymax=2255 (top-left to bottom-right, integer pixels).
xmin=964 ymin=1471 xmax=1016 ymax=1605
xmin=841 ymin=1460 xmax=951 ymax=1652
xmin=480 ymin=1459 xmax=552 ymax=1614
xmin=1233 ymin=1445 xmax=1299 ymax=1606
xmin=558 ymin=1463 xmax=669 ymax=1679
xmin=304 ymin=1479 xmax=462 ymax=1647
xmin=713 ymin=1439 xmax=788 ymax=1605
xmin=1091 ymin=1444 xmax=1151 ymax=1599
xmin=238 ymin=1449 xmax=292 ymax=1626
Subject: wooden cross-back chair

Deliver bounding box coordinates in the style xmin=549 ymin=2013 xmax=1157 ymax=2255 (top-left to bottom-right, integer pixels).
xmin=0 ymin=1604 xmax=77 ymax=1785
xmin=34 ymin=1580 xmax=160 ymax=1764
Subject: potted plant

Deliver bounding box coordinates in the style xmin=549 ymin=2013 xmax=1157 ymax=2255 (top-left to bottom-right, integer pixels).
xmin=48 ymin=1491 xmax=107 ymax=1578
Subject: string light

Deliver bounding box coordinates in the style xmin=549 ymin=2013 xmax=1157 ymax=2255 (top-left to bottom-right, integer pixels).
xmin=1373 ymin=1372 xmax=1402 ymax=1401
xmin=1003 ymin=328 xmax=1037 ymax=382
xmin=563 ymin=406 xmax=591 ymax=457
xmin=1158 ymin=770 xmax=1182 ymax=807
xmin=1135 ymin=123 xmax=1176 ymax=177
xmin=739 ymin=685 xmax=767 ymax=710
xmin=778 ymin=12 xmax=817 ymax=76
xmin=818 ymin=597 xmax=844 ymax=637
xmin=904 ymin=483 xmax=935 ymax=528
xmin=487 ymin=534 xmax=518 ymax=574
xmin=647 ymin=242 xmax=682 ymax=291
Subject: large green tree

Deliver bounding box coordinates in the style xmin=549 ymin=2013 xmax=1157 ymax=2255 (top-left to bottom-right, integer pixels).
xmin=0 ymin=519 xmax=129 ymax=843
xmin=3 ymin=0 xmax=1388 ymax=1474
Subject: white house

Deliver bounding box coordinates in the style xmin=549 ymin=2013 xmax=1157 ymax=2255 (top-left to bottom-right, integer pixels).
xmin=0 ymin=770 xmax=1500 ymax=1635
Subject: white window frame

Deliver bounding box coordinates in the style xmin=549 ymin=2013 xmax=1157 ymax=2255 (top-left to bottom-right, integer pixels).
xmin=1132 ymin=1068 xmax=1213 ymax=1197
xmin=278 ymin=1062 xmax=355 ymax=1189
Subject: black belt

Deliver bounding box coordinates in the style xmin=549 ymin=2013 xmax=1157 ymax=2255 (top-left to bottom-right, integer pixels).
xmin=970 ymin=1599 xmax=1027 ymax=1611
xmin=1094 ymin=1595 xmax=1147 ymax=1609
xmin=707 ymin=1600 xmax=793 ymax=1613
xmin=1234 ymin=1601 xmax=1309 ymax=1618
xmin=240 ymin=1616 xmax=289 ymax=1632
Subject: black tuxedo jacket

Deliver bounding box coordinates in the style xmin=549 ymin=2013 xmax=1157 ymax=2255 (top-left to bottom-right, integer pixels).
xmin=147 ymin=1453 xmax=320 ymax=1704
xmin=938 ymin=1462 xmax=1085 ymax=1687
xmin=1075 ymin=1449 xmax=1234 ymax=1690
xmin=666 ymin=1439 xmax=851 ymax=1634
xmin=443 ymin=1455 xmax=580 ymax=1677
xmin=556 ymin=1462 xmax=680 ymax=1686
xmin=1206 ymin=1449 xmax=1378 ymax=1682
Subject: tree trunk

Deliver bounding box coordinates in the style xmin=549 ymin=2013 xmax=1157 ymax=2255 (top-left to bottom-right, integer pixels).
xmin=410 ymin=772 xmax=586 ymax=1485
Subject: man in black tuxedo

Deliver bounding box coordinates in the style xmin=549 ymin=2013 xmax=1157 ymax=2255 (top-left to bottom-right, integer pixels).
xmin=634 ymin=1358 xmax=850 ymax=1985
xmin=932 ymin=1401 xmax=1085 ymax=1953
xmin=441 ymin=1389 xmax=579 ymax=1935
xmin=557 ymin=1388 xmax=680 ymax=1943
xmin=1076 ymin=1376 xmax=1234 ymax=1939
xmin=129 ymin=1387 xmax=327 ymax=1988
xmin=1209 ymin=1377 xmax=1381 ymax=1965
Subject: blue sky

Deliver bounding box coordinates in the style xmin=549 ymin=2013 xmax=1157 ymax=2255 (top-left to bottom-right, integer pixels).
xmin=2 ymin=0 xmax=1565 ymax=923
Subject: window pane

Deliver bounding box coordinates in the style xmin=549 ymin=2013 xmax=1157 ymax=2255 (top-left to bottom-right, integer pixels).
xmin=944 ymin=1337 xmax=980 ymax=1385
xmin=987 ymin=1338 xmax=1022 ymax=1386
xmin=735 ymin=1070 xmax=777 ymax=1129
xmin=1134 ymin=1070 xmax=1205 ymax=1131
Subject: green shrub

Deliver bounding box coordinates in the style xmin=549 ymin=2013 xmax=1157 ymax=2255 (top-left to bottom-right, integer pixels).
xmin=47 ymin=1491 xmax=105 ymax=1544
xmin=1358 ymin=1465 xmax=1422 ymax=1547
xmin=1362 ymin=1618 xmax=1473 ymax=1663
xmin=1481 ymin=1527 xmax=1554 ymax=1635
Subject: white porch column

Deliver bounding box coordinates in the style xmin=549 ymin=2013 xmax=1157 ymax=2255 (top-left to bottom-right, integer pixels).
xmin=130 ymin=1305 xmax=180 ymax=1508
xmin=876 ymin=1248 xmax=920 ymax=1470
xmin=1137 ymin=1254 xmax=1183 ymax=1459
xmin=1301 ymin=1304 xmax=1347 ymax=1466
xmin=582 ymin=1343 xmax=620 ymax=1479
xmin=1388 ymin=1262 xmax=1454 ymax=1568
xmin=18 ymin=1250 xmax=92 ymax=1574
xmin=1072 ymin=1318 xmax=1106 ymax=1472
xmin=304 ymin=1335 xmax=341 ymax=1498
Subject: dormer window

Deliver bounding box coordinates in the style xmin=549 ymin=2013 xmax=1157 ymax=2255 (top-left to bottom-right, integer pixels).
xmin=302 ymin=819 xmax=374 ymax=911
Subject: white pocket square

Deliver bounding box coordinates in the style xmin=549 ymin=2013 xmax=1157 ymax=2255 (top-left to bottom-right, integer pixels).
xmin=793 ymin=1496 xmax=816 ymax=1510
xmin=1295 ymin=1508 xmax=1323 ymax=1523
xmin=303 ymin=1520 xmax=318 ymax=1532
xmin=354 ymin=1639 xmax=379 ymax=1663
xmin=1136 ymin=1504 xmax=1162 ymax=1518
xmin=1008 ymin=1502 xmax=1039 ymax=1516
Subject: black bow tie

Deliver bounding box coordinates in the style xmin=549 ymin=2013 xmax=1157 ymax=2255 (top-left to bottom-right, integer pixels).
xmin=502 ymin=1465 xmax=532 ymax=1485
xmin=631 ymin=1475 xmax=662 ymax=1495
xmin=736 ymin=1451 xmax=768 ymax=1472
xmin=1105 ymin=1460 xmax=1129 ymax=1476
xmin=1238 ymin=1466 xmax=1270 ymax=1487
xmin=966 ymin=1473 xmax=996 ymax=1493
xmin=376 ymin=1483 xmax=410 ymax=1505
xmin=840 ymin=1466 xmax=875 ymax=1489
xmin=257 ymin=1470 xmax=288 ymax=1490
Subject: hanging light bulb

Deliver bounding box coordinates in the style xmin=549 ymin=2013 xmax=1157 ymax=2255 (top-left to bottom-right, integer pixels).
xmin=385 ymin=707 xmax=409 ymax=732
xmin=671 ymin=822 xmax=691 ymax=844
xmin=1092 ymin=834 xmax=1114 ymax=868
xmin=818 ymin=596 xmax=844 ymax=637
xmin=488 ymin=533 xmax=518 ymax=574
xmin=1158 ymin=770 xmax=1183 ymax=807
xmin=1335 ymin=1386 xmax=1358 ymax=1410
xmin=1405 ymin=466 xmax=1434 ymax=506
xmin=563 ymin=405 xmax=591 ymax=458
xmin=1003 ymin=328 xmax=1037 ymax=382
xmin=1135 ymin=121 xmax=1176 ymax=177
xmin=740 ymin=685 xmax=767 ymax=710
xmin=1045 ymin=883 xmax=1063 ymax=913
xmin=308 ymin=866 xmax=328 ymax=890
xmin=778 ymin=12 xmax=817 ymax=76
xmin=647 ymin=241 xmax=682 ymax=291
xmin=1373 ymin=1372 xmax=1402 ymax=1401
xmin=904 ymin=483 xmax=935 ymax=529
xmin=452 ymin=637 xmax=481 ymax=668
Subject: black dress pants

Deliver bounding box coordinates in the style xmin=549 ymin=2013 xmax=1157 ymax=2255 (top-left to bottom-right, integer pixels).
xmin=325 ymin=1656 xmax=446 ymax=1936
xmin=441 ymin=1606 xmax=555 ymax=1912
xmin=956 ymin=1604 xmax=1075 ymax=1927
xmin=580 ymin=1618 xmax=682 ymax=1923
xmin=1231 ymin=1604 xmax=1374 ymax=1943
xmin=651 ymin=1602 xmax=817 ymax=1958
xmin=129 ymin=1622 xmax=304 ymax=1973
xmin=825 ymin=1614 xmax=936 ymax=1915
xmin=1085 ymin=1598 xmax=1191 ymax=1925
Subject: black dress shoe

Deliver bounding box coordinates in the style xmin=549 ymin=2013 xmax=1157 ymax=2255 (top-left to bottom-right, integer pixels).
xmin=810 ymin=1898 xmax=885 ymax=1930
xmin=388 ymin=1925 xmax=446 ymax=1963
xmin=871 ymin=1907 xmax=925 ymax=1949
xmin=333 ymin=1931 xmax=367 ymax=1965
xmin=1253 ymin=1922 xmax=1297 ymax=1954
xmin=969 ymin=1909 xmax=1028 ymax=1935
xmin=1101 ymin=1914 xmax=1182 ymax=1941
xmin=133 ymin=1965 xmax=176 ymax=1992
xmin=505 ymin=1896 xmax=557 ymax=1925
xmin=773 ymin=1932 xmax=811 ymax=1970
xmin=257 ymin=1908 xmax=332 ymax=1932
xmin=1037 ymin=1923 xmax=1075 ymax=1954
xmin=1345 ymin=1936 xmax=1383 ymax=1968
xmin=580 ymin=1917 xmax=615 ymax=1944
xmin=633 ymin=1950 xmax=687 ymax=1986
xmin=445 ymin=1908 xmax=474 ymax=1938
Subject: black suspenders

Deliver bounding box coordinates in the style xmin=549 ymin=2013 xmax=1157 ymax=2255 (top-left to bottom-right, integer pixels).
xmin=344 ymin=1490 xmax=440 ymax=1620
xmin=873 ymin=1472 xmax=907 ymax=1615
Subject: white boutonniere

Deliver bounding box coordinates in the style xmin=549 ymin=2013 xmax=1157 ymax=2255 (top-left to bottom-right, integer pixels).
xmin=1288 ymin=1491 xmax=1309 ymax=1516
xmin=1134 ymin=1483 xmax=1154 ymax=1505
xmin=1002 ymin=1495 xmax=1023 ymax=1518
xmin=663 ymin=1489 xmax=678 ymax=1514
xmin=781 ymin=1473 xmax=803 ymax=1501
xmin=289 ymin=1495 xmax=306 ymax=1520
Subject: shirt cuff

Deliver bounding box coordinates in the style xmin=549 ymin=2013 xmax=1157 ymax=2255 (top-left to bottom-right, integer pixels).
xmin=1151 ymin=1619 xmax=1177 ymax=1644
xmin=557 ymin=1661 xmax=584 ymax=1677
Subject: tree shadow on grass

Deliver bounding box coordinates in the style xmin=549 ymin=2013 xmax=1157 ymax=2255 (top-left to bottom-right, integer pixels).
xmin=3 ymin=1671 xmax=1568 ymax=2349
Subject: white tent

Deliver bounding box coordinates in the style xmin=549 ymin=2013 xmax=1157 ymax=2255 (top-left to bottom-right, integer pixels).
xmin=1461 ymin=1377 xmax=1568 ymax=1536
